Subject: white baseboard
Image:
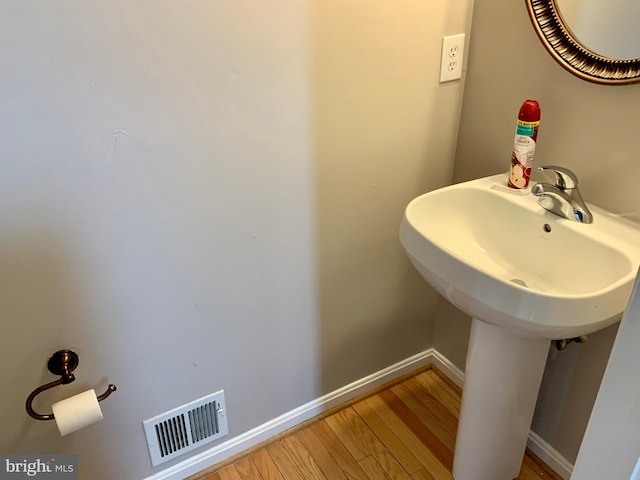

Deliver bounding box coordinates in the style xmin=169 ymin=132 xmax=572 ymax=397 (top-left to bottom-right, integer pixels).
xmin=144 ymin=348 xmax=437 ymax=480
xmin=144 ymin=347 xmax=573 ymax=480
xmin=428 ymin=349 xmax=465 ymax=388
xmin=527 ymin=431 xmax=574 ymax=480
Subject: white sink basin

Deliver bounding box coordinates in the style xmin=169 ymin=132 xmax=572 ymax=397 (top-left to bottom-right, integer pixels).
xmin=400 ymin=173 xmax=640 ymax=339
xmin=400 ymin=173 xmax=640 ymax=480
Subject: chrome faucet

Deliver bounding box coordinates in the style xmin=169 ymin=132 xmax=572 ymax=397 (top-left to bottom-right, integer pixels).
xmin=531 ymin=166 xmax=593 ymax=223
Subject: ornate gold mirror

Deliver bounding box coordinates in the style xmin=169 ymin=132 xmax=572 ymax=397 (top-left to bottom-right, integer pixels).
xmin=526 ymin=0 xmax=640 ymax=84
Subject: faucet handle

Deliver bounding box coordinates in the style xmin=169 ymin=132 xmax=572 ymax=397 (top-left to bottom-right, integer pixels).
xmin=537 ymin=166 xmax=579 ymax=189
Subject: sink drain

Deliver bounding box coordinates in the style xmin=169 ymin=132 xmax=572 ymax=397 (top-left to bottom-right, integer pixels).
xmin=511 ymin=278 xmax=528 ymax=287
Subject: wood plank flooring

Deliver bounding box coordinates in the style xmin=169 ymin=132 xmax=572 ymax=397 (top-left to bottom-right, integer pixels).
xmin=189 ymin=368 xmax=561 ymax=480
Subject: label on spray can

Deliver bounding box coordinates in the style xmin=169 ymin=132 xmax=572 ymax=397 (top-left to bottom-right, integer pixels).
xmin=509 ymin=101 xmax=540 ymax=189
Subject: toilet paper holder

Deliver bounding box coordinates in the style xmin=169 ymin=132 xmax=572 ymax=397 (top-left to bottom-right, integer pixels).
xmin=26 ymin=349 xmax=117 ymax=421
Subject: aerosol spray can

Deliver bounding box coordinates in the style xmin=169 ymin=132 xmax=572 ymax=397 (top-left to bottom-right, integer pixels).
xmin=508 ymin=99 xmax=541 ymax=189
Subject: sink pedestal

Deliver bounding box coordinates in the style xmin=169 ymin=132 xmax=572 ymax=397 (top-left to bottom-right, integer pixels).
xmin=453 ymin=319 xmax=550 ymax=480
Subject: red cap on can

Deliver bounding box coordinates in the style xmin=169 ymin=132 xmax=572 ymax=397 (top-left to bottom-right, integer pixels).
xmin=519 ymin=100 xmax=540 ymax=122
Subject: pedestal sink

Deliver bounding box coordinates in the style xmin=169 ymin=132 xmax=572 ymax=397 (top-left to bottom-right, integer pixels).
xmin=400 ymin=173 xmax=640 ymax=480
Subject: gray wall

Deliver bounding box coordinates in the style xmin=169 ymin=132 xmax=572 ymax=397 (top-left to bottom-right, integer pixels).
xmin=436 ymin=0 xmax=640 ymax=464
xmin=0 ymin=1 xmax=473 ymax=479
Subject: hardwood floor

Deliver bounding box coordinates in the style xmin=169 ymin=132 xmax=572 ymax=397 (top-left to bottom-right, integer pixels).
xmin=189 ymin=367 xmax=561 ymax=480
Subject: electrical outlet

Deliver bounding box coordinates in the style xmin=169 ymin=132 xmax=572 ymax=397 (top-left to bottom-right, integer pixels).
xmin=440 ymin=34 xmax=465 ymax=83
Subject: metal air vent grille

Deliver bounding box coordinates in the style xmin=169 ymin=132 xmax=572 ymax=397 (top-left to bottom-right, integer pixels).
xmin=143 ymin=390 xmax=228 ymax=466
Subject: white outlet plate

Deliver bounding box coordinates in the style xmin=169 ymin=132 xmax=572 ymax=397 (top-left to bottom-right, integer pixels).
xmin=440 ymin=34 xmax=465 ymax=83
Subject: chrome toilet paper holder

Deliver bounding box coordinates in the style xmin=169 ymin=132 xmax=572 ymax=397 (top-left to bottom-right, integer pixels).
xmin=26 ymin=349 xmax=117 ymax=421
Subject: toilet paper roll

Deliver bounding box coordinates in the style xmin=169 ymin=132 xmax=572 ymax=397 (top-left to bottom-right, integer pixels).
xmin=51 ymin=389 xmax=104 ymax=436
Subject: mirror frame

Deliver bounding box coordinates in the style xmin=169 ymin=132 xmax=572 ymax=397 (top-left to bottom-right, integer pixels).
xmin=525 ymin=0 xmax=640 ymax=85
